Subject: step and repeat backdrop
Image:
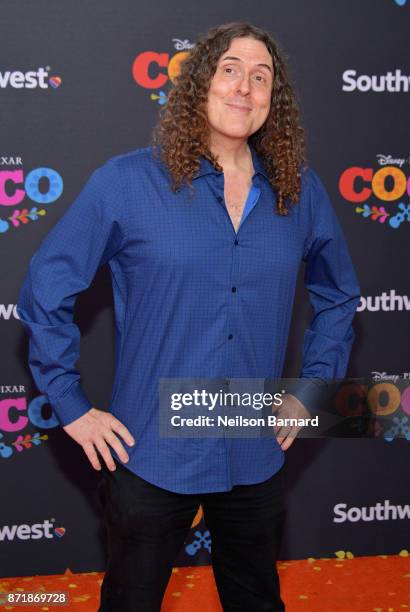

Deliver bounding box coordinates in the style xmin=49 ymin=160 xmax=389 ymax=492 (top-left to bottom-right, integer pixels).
xmin=1 ymin=0 xmax=409 ymax=577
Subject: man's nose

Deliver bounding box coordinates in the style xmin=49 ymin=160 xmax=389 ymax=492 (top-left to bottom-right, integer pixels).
xmin=236 ymin=74 xmax=251 ymax=95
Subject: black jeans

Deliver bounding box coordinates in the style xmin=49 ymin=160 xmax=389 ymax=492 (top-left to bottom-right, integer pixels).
xmin=97 ymin=459 xmax=286 ymax=612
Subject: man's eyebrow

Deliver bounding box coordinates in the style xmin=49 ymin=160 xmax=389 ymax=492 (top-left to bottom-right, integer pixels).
xmin=219 ymin=55 xmax=273 ymax=73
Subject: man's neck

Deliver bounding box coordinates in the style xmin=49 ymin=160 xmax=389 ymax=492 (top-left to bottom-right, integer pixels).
xmin=209 ymin=135 xmax=253 ymax=174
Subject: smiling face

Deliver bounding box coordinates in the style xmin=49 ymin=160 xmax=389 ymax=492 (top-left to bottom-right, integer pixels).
xmin=205 ymin=36 xmax=274 ymax=145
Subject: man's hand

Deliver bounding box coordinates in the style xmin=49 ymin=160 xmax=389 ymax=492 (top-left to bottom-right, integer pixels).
xmin=272 ymin=393 xmax=311 ymax=451
xmin=63 ymin=407 xmax=135 ymax=471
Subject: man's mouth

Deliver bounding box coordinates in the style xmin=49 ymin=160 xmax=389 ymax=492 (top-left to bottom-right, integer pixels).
xmin=226 ymin=103 xmax=252 ymax=112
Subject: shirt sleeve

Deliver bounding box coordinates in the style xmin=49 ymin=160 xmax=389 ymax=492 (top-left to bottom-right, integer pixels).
xmin=287 ymin=168 xmax=361 ymax=414
xmin=16 ymin=160 xmax=126 ymax=427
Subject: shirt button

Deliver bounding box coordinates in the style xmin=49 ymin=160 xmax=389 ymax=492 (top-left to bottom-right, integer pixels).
xmin=234 ymin=239 xmax=239 ymax=245
xmin=231 ymin=286 xmax=237 ymax=293
xmin=228 ymin=334 xmax=233 ymax=340
xmin=217 ymin=196 xmax=223 ymax=203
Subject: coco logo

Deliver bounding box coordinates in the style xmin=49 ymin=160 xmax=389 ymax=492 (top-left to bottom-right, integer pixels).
xmin=0 ymin=167 xmax=64 ymax=233
xmin=339 ymin=164 xmax=410 ymax=228
xmin=334 ymin=382 xmax=410 ymax=417
xmin=132 ymin=38 xmax=194 ymax=105
xmin=0 ymin=395 xmax=59 ymax=433
xmin=0 ymin=394 xmax=59 ymax=460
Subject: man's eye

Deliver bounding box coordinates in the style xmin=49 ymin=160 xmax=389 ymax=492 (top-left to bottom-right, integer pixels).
xmin=223 ymin=67 xmax=235 ymax=74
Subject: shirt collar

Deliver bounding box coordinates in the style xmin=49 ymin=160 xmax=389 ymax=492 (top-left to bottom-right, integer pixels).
xmin=193 ymin=142 xmax=269 ymax=181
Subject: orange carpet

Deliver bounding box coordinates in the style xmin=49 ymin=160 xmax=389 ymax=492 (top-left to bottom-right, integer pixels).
xmin=1 ymin=553 xmax=409 ymax=611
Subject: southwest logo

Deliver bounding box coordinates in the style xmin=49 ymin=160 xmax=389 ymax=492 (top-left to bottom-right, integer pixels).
xmin=0 ymin=68 xmax=62 ymax=90
xmin=0 ymin=519 xmax=66 ymax=541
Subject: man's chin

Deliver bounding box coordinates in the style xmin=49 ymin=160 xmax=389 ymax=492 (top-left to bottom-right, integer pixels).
xmin=212 ymin=126 xmax=256 ymax=141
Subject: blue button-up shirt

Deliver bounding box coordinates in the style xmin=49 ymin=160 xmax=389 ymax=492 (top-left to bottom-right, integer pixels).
xmin=16 ymin=144 xmax=361 ymax=493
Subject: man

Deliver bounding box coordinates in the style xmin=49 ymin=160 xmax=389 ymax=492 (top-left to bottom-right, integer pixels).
xmin=16 ymin=22 xmax=361 ymax=612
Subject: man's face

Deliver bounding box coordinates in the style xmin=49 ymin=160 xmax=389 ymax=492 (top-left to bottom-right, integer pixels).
xmin=206 ymin=36 xmax=274 ymax=143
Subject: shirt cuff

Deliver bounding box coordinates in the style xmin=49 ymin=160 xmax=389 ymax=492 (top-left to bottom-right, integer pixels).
xmin=49 ymin=381 xmax=93 ymax=426
xmin=284 ymin=378 xmax=326 ymax=416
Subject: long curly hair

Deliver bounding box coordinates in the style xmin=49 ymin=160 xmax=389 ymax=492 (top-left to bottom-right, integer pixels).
xmin=151 ymin=22 xmax=307 ymax=215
